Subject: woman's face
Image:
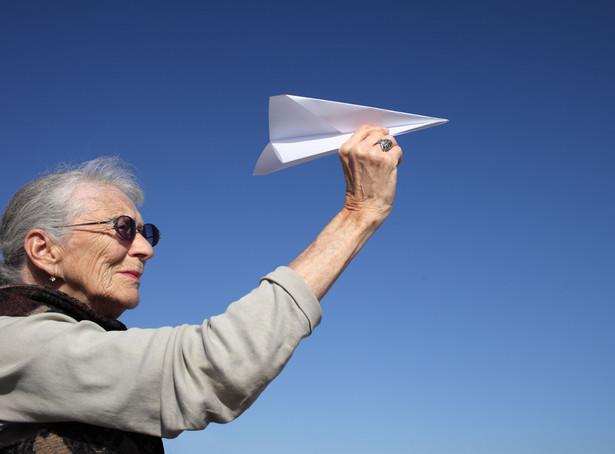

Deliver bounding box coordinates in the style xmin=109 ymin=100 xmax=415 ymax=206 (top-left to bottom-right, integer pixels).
xmin=55 ymin=184 xmax=155 ymax=319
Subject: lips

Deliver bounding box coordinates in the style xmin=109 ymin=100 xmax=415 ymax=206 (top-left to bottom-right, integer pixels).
xmin=119 ymin=270 xmax=142 ymax=280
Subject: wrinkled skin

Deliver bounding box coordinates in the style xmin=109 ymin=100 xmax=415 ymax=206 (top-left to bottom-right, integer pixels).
xmin=53 ymin=185 xmax=155 ymax=319
xmin=338 ymin=124 xmax=402 ymax=220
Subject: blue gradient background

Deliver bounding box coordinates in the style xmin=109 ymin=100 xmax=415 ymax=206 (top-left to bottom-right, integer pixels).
xmin=1 ymin=1 xmax=613 ymax=453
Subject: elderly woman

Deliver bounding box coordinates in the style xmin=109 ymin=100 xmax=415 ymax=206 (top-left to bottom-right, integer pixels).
xmin=0 ymin=125 xmax=401 ymax=453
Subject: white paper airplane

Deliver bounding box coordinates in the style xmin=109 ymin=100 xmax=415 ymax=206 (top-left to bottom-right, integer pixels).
xmin=254 ymin=94 xmax=448 ymax=175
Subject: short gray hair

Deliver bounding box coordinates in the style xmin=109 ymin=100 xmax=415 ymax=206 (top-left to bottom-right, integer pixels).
xmin=0 ymin=157 xmax=144 ymax=285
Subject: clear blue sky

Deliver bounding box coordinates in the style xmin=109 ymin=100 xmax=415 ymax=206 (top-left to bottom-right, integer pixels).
xmin=1 ymin=1 xmax=613 ymax=453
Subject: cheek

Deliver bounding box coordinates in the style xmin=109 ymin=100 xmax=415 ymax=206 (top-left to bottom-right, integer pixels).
xmin=96 ymin=248 xmax=128 ymax=287
xmin=66 ymin=237 xmax=126 ymax=291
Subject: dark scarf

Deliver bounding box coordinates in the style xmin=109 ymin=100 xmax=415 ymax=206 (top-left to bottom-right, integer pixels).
xmin=0 ymin=285 xmax=164 ymax=454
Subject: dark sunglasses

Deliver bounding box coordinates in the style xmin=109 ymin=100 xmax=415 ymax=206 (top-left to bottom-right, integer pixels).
xmin=62 ymin=215 xmax=161 ymax=246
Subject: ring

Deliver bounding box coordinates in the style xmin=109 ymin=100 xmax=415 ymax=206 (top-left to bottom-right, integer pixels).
xmin=377 ymin=139 xmax=393 ymax=152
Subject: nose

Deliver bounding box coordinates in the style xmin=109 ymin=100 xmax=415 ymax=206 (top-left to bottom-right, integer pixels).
xmin=129 ymin=231 xmax=155 ymax=261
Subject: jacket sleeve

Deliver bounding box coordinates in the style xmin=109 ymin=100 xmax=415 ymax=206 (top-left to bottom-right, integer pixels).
xmin=0 ymin=267 xmax=321 ymax=438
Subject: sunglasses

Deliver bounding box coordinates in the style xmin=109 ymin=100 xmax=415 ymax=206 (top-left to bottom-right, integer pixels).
xmin=62 ymin=215 xmax=161 ymax=246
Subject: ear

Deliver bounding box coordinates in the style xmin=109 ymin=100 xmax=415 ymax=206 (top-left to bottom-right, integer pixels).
xmin=23 ymin=229 xmax=63 ymax=277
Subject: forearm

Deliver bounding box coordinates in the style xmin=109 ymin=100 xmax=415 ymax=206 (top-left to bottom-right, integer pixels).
xmin=288 ymin=207 xmax=386 ymax=300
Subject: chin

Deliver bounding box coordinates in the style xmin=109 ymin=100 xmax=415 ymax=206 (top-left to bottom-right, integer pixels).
xmin=109 ymin=292 xmax=140 ymax=314
xmin=122 ymin=294 xmax=141 ymax=310
xmin=125 ymin=300 xmax=140 ymax=311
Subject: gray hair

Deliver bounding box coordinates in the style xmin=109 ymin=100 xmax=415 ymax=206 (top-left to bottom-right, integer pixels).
xmin=0 ymin=157 xmax=144 ymax=285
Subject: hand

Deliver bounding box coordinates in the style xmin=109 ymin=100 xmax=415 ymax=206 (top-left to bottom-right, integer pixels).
xmin=338 ymin=124 xmax=403 ymax=223
xmin=289 ymin=125 xmax=403 ymax=299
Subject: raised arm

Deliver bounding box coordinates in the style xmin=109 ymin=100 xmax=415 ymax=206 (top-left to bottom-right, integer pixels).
xmin=289 ymin=125 xmax=403 ymax=300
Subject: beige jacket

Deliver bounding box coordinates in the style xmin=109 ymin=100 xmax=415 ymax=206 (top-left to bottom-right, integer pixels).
xmin=0 ymin=267 xmax=321 ymax=439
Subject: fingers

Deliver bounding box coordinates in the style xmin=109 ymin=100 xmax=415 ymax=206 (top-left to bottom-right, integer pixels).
xmin=341 ymin=126 xmax=402 ymax=168
xmin=340 ymin=124 xmax=389 ymax=156
xmin=373 ymin=134 xmax=403 ymax=166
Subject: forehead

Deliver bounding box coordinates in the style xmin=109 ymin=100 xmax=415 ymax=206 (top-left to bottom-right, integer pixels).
xmin=72 ymin=184 xmax=140 ymax=221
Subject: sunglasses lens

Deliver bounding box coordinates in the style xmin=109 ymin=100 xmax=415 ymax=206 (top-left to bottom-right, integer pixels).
xmin=143 ymin=224 xmax=160 ymax=246
xmin=116 ymin=216 xmax=136 ymax=241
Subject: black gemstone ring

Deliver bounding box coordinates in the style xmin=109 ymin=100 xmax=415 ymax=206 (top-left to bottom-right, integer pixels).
xmin=377 ymin=138 xmax=394 ymax=152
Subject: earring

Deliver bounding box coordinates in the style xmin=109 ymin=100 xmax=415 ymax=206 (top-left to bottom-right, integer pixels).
xmin=49 ymin=276 xmax=56 ymax=282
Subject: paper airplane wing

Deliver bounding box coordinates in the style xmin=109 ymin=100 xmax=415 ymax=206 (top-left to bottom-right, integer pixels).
xmin=254 ymin=95 xmax=447 ymax=175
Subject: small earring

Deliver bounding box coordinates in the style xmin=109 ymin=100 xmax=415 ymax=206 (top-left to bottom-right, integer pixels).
xmin=49 ymin=276 xmax=56 ymax=282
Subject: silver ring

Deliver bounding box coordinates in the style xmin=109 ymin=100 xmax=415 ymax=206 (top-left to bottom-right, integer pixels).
xmin=377 ymin=139 xmax=393 ymax=152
